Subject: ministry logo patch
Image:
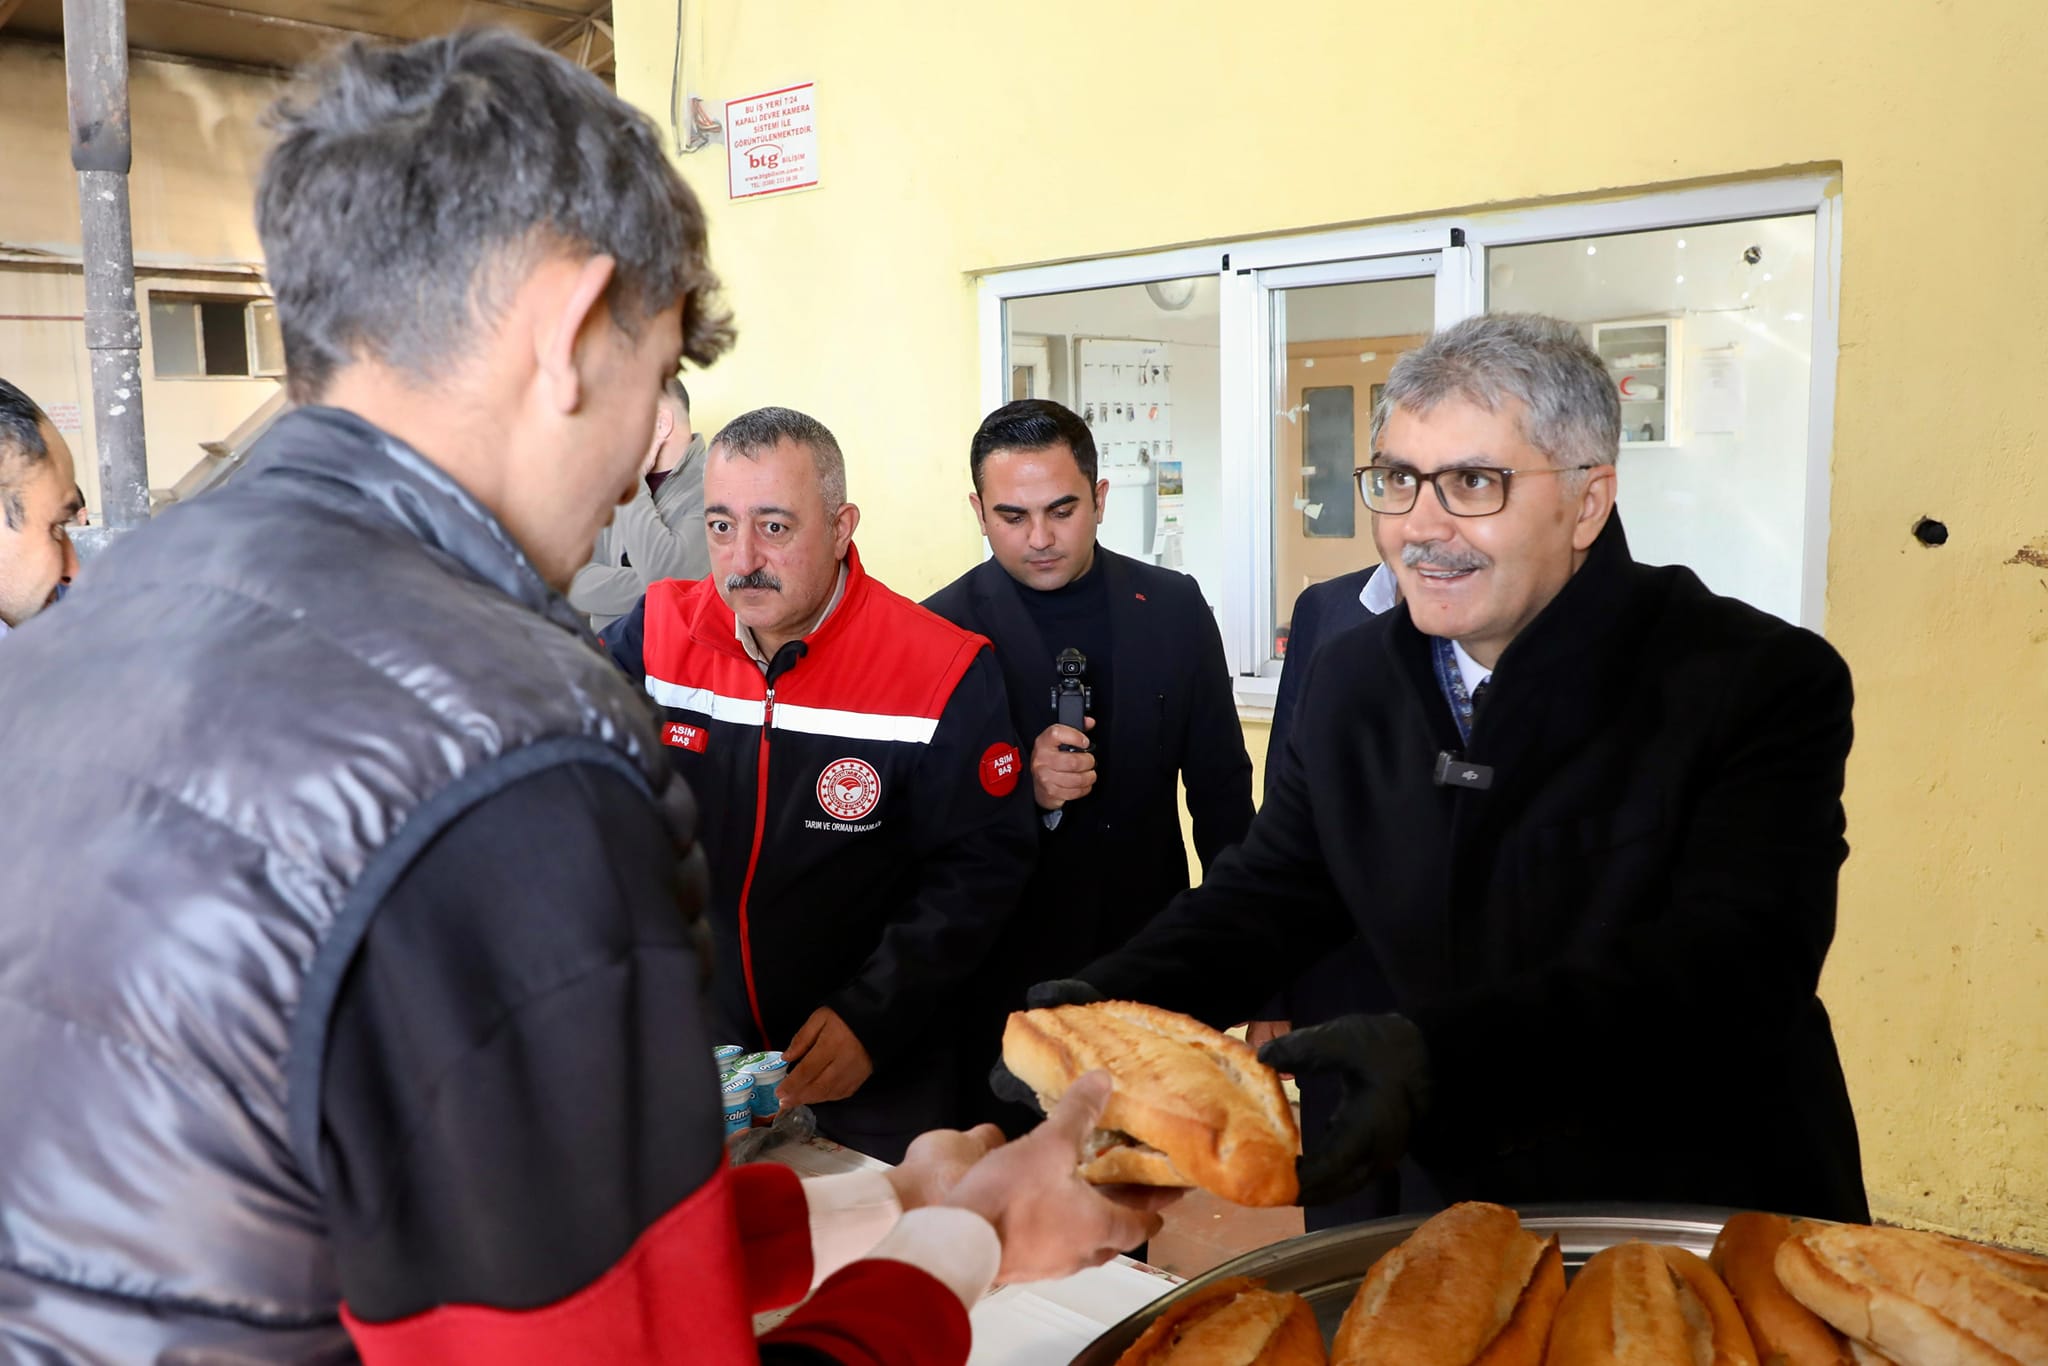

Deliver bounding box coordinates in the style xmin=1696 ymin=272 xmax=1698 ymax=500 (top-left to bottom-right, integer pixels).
xmin=816 ymin=757 xmax=882 ymax=821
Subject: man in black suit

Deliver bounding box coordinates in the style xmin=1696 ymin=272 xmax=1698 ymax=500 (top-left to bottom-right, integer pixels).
xmin=1034 ymin=315 xmax=1867 ymax=1222
xmin=1270 ymin=565 xmax=1383 ymax=763
xmin=926 ymin=399 xmax=1254 ymax=1133
xmin=1256 ymin=561 xmax=1433 ymax=1229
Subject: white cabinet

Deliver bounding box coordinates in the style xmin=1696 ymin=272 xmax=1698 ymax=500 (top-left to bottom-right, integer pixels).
xmin=1591 ymin=317 xmax=1681 ymax=448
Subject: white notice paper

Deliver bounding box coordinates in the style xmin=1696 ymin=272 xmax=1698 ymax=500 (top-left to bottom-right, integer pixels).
xmin=726 ymin=82 xmax=818 ymax=200
xmin=1695 ymin=347 xmax=1745 ymax=434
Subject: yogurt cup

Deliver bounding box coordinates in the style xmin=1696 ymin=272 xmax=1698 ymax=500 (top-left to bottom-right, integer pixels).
xmin=713 ymin=1044 xmax=745 ymax=1067
xmin=736 ymin=1051 xmax=787 ymax=1119
xmin=719 ymin=1070 xmax=756 ymax=1137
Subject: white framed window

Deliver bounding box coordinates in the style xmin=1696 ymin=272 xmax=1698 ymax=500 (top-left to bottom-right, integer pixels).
xmin=977 ymin=173 xmax=1841 ymax=715
xmin=149 ymin=294 xmax=285 ymax=379
xmin=1008 ymin=335 xmax=1053 ymax=402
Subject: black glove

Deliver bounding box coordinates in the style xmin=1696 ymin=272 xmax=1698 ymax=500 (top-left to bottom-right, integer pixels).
xmin=1257 ymin=1012 xmax=1430 ymax=1208
xmin=1025 ymin=978 xmax=1104 ymax=1009
xmin=987 ymin=979 xmax=1107 ymax=1113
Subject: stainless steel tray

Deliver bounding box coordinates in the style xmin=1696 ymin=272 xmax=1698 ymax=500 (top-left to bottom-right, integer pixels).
xmin=1070 ymin=1204 xmax=1740 ymax=1364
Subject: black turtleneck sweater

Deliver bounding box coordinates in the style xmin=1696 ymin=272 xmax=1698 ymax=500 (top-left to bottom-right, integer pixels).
xmin=1010 ymin=549 xmax=1115 ymax=818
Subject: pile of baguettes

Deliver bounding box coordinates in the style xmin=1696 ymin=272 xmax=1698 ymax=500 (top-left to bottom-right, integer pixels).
xmin=1116 ymin=1202 xmax=2048 ymax=1365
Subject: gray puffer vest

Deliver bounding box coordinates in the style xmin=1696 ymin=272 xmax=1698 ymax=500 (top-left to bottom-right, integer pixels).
xmin=0 ymin=407 xmax=686 ymax=1363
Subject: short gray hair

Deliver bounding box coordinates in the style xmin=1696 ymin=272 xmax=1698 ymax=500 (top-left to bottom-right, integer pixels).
xmin=1371 ymin=313 xmax=1619 ymax=479
xmin=712 ymin=406 xmax=847 ymax=513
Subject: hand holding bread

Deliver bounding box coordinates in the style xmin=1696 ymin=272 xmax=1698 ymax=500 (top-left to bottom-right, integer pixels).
xmin=1255 ymin=1013 xmax=1429 ymax=1209
xmin=1010 ymin=1003 xmax=2045 ymax=1363
xmin=941 ymin=1069 xmax=1175 ymax=1284
xmin=1002 ymin=1001 xmax=1301 ymax=1207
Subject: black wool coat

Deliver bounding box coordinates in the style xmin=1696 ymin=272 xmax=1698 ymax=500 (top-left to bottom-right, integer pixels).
xmin=925 ymin=548 xmax=1255 ymax=1111
xmin=1080 ymin=516 xmax=1870 ymax=1221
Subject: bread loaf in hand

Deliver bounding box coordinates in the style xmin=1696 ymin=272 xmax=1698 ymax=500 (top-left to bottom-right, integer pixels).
xmin=1003 ymin=1002 xmax=1300 ymax=1207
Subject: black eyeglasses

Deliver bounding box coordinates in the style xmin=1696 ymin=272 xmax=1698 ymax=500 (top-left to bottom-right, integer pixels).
xmin=1354 ymin=462 xmax=1593 ymax=518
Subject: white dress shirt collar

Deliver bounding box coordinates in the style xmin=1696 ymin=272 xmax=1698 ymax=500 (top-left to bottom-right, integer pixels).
xmin=1360 ymin=562 xmax=1397 ymax=616
xmin=1449 ymin=637 xmax=1492 ymax=696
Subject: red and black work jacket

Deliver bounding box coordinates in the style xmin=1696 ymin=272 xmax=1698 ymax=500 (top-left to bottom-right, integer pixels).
xmin=607 ymin=546 xmax=1035 ymax=1139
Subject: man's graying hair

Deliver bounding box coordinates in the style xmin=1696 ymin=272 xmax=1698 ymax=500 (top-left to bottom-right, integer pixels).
xmin=0 ymin=377 xmax=51 ymax=531
xmin=1372 ymin=313 xmax=1620 ymax=480
xmin=713 ymin=407 xmax=847 ymax=514
xmin=257 ymin=29 xmax=733 ymax=402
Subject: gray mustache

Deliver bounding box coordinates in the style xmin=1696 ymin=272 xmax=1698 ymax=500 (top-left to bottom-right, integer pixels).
xmin=1402 ymin=543 xmax=1491 ymax=573
xmin=725 ymin=569 xmax=782 ymax=592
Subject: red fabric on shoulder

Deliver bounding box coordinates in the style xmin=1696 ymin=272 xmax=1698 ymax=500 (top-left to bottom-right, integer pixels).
xmin=341 ymin=1164 xmax=759 ymax=1365
xmin=730 ymin=1160 xmax=815 ymax=1312
xmin=763 ymin=1256 xmax=972 ymax=1366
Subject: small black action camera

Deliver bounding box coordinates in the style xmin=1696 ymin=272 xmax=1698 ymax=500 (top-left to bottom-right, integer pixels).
xmin=1050 ymin=648 xmax=1092 ymax=751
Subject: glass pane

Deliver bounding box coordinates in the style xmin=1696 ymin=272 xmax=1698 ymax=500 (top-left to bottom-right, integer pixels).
xmin=150 ymin=299 xmax=201 ymax=378
xmin=1487 ymin=213 xmax=1816 ymax=623
xmin=250 ymin=300 xmax=286 ymax=374
xmin=1300 ymin=386 xmax=1356 ymax=538
xmin=1270 ymin=276 xmax=1434 ymax=667
xmin=1001 ymin=277 xmax=1224 ymax=611
xmin=201 ymin=301 xmax=251 ymax=376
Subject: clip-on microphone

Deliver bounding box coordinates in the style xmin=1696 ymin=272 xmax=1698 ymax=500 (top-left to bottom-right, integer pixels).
xmin=1433 ymin=751 xmax=1494 ymax=791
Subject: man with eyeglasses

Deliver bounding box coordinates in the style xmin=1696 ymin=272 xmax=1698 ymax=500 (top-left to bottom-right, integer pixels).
xmin=1019 ymin=312 xmax=1868 ymax=1224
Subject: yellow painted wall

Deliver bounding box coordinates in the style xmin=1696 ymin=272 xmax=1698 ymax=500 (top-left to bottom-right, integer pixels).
xmin=617 ymin=1 xmax=2048 ymax=1247
xmin=0 ymin=41 xmax=278 ymax=264
xmin=0 ymin=42 xmax=284 ymax=500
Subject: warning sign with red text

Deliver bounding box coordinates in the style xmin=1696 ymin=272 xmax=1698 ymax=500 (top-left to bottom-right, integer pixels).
xmin=726 ymin=82 xmax=818 ymax=200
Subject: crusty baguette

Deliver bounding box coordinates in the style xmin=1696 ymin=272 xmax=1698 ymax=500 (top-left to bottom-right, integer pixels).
xmin=1003 ymin=1002 xmax=1299 ymax=1207
xmin=1843 ymin=1343 xmax=1894 ymax=1366
xmin=1662 ymin=1246 xmax=1765 ymax=1366
xmin=1475 ymin=1235 xmax=1566 ymax=1366
xmin=1333 ymin=1202 xmax=1561 ymax=1366
xmin=1081 ymin=1143 xmax=1197 ymax=1190
xmin=1931 ymin=1232 xmax=2048 ymax=1295
xmin=1775 ymin=1224 xmax=2048 ymax=1366
xmin=1116 ymin=1276 xmax=1328 ymax=1366
xmin=1255 ymin=1292 xmax=1329 ymax=1366
xmin=1709 ymin=1212 xmax=1852 ymax=1364
xmin=1543 ymin=1241 xmax=1760 ymax=1366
